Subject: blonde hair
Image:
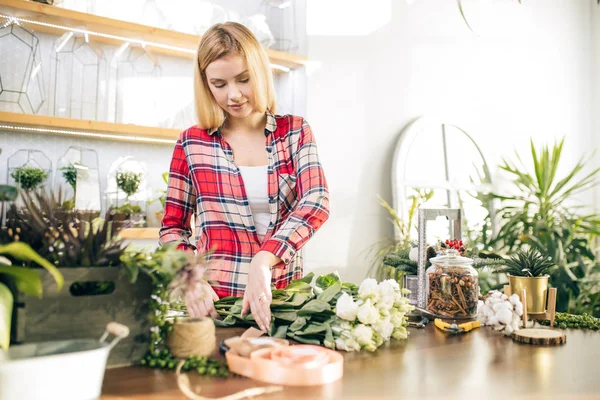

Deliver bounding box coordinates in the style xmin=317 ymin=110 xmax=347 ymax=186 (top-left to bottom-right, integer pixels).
xmin=194 ymin=22 xmax=277 ymax=131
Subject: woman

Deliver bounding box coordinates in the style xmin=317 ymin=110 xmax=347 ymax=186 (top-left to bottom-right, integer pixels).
xmin=159 ymin=22 xmax=330 ymax=332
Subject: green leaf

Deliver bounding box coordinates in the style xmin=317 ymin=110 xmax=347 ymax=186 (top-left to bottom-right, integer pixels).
xmin=0 ymin=242 xmax=63 ymax=291
xmin=285 ymin=293 xmax=310 ymax=307
xmin=283 ymin=281 xmax=312 ymax=294
xmin=0 ymin=266 xmax=43 ymax=298
xmin=297 ymin=323 xmax=327 ymax=335
xmin=0 ymin=282 xmax=13 ymax=350
xmin=317 ymin=281 xmax=341 ymax=303
xmin=272 ymin=310 xmax=298 ymax=322
xmin=289 ymin=317 xmax=307 ymax=332
xmin=292 ymin=272 xmax=314 ymax=284
xmin=315 ymin=273 xmax=340 ymax=290
xmin=287 ymin=334 xmax=321 ymax=345
xmin=0 ymin=185 xmax=17 ymax=202
xmin=270 ymin=324 xmax=288 ymax=339
xmin=298 ymin=299 xmax=332 ymax=316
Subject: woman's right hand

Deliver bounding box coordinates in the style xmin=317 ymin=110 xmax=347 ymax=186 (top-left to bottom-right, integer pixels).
xmin=185 ymin=282 xmax=220 ymax=319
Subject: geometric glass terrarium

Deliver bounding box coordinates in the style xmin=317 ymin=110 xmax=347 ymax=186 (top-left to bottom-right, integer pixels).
xmin=260 ymin=0 xmax=299 ymax=52
xmin=0 ymin=20 xmax=45 ymax=114
xmin=50 ymin=33 xmax=107 ymax=120
xmin=105 ymin=156 xmax=148 ymax=228
xmin=6 ymin=149 xmax=52 ymax=206
xmin=54 ymin=146 xmax=101 ymax=217
xmin=113 ymin=46 xmax=162 ymax=127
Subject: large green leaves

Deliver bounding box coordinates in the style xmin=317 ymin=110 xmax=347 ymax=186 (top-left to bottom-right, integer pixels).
xmin=0 ymin=242 xmax=64 ymax=293
xmin=489 ymin=137 xmax=600 ymax=315
xmin=0 ymin=282 xmax=13 ymax=350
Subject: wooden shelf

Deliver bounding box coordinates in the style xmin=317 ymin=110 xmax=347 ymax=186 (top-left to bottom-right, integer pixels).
xmin=0 ymin=0 xmax=308 ymax=70
xmin=119 ymin=227 xmax=160 ymax=240
xmin=0 ymin=111 xmax=180 ymax=143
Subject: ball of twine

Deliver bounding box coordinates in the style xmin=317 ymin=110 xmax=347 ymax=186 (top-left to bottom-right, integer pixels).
xmin=166 ymin=317 xmax=216 ymax=358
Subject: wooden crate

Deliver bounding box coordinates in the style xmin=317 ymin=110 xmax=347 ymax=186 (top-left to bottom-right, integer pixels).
xmin=13 ymin=267 xmax=152 ymax=367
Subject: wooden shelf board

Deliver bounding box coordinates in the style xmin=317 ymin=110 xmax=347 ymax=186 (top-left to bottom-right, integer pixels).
xmin=0 ymin=0 xmax=308 ymax=69
xmin=0 ymin=111 xmax=180 ymax=143
xmin=119 ymin=227 xmax=160 ymax=240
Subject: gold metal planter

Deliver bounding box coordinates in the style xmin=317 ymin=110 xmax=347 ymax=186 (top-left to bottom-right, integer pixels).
xmin=508 ymin=275 xmax=549 ymax=314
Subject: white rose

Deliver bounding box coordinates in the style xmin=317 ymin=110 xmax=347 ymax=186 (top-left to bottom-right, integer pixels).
xmin=409 ymin=247 xmax=419 ymax=262
xmin=392 ymin=326 xmax=408 ymax=340
xmin=335 ymin=336 xmax=360 ymax=352
xmin=377 ymin=280 xmax=399 ymax=310
xmin=390 ymin=308 xmax=406 ymax=328
xmin=373 ymin=317 xmax=394 ymax=341
xmin=353 ymin=324 xmax=374 ymax=346
xmin=335 ymin=292 xmax=359 ymax=321
xmin=357 ymin=299 xmax=379 ymax=325
xmin=358 ymin=278 xmax=379 ymax=301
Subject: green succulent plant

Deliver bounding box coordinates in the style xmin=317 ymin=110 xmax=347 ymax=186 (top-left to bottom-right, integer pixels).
xmin=494 ymin=249 xmax=555 ymax=278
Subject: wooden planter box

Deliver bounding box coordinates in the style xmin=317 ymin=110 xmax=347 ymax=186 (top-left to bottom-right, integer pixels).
xmin=12 ymin=266 xmax=152 ymax=367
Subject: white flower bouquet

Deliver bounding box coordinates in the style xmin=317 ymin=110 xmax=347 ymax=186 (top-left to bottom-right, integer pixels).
xmin=214 ymin=273 xmax=414 ymax=352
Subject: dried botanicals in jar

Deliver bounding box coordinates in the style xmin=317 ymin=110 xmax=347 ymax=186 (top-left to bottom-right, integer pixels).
xmin=426 ymin=249 xmax=479 ymax=319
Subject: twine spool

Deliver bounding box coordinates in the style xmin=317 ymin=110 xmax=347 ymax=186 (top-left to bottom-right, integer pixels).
xmin=166 ymin=318 xmax=216 ymax=358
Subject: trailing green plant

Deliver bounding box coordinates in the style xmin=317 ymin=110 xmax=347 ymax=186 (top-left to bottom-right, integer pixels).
xmin=487 ymin=138 xmax=600 ymax=314
xmin=10 ymin=166 xmax=49 ymax=192
xmin=120 ymin=244 xmax=228 ymax=376
xmin=538 ymin=312 xmax=600 ymax=330
xmin=0 ymin=242 xmax=63 ymax=349
xmin=492 ymin=248 xmax=555 ymax=277
xmin=116 ymin=171 xmax=142 ymax=202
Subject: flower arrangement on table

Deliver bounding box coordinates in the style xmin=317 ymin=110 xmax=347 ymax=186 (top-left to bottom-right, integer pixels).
xmin=214 ymin=273 xmax=414 ymax=352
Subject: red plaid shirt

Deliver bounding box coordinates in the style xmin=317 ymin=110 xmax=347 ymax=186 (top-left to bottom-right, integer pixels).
xmin=159 ymin=112 xmax=330 ymax=298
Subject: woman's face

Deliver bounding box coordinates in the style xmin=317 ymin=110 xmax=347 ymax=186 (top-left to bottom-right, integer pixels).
xmin=204 ymin=52 xmax=254 ymax=119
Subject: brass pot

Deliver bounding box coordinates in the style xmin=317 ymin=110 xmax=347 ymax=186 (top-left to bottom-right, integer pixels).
xmin=508 ymin=275 xmax=549 ymax=314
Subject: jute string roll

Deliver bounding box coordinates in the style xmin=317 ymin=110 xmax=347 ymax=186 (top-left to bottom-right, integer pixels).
xmin=166 ymin=317 xmax=216 ymax=358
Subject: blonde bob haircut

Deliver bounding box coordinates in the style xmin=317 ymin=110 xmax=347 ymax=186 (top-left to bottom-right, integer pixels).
xmin=194 ymin=22 xmax=277 ymax=131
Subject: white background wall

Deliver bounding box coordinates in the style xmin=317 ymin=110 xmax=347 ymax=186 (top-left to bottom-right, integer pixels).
xmin=303 ymin=0 xmax=599 ymax=282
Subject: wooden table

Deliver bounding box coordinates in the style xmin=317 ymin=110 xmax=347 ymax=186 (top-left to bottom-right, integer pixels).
xmin=102 ymin=325 xmax=600 ymax=399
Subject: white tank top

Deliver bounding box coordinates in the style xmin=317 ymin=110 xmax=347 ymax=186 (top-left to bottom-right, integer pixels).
xmin=238 ymin=165 xmax=271 ymax=241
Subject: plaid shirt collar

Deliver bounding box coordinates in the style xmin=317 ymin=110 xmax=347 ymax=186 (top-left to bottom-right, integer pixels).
xmin=207 ymin=111 xmax=277 ymax=137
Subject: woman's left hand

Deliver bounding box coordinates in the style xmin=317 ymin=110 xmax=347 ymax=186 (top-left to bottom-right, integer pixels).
xmin=241 ymin=251 xmax=278 ymax=332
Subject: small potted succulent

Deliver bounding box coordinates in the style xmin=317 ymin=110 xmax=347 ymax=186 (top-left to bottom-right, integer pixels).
xmin=493 ymin=249 xmax=555 ymax=314
xmin=56 ymin=163 xmax=100 ymax=222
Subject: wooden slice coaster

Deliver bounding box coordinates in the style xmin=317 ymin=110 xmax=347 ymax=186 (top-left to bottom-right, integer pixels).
xmin=511 ymin=328 xmax=566 ymax=346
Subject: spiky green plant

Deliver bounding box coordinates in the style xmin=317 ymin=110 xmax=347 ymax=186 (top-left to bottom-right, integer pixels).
xmin=494 ymin=249 xmax=555 ymax=277
xmin=487 ymin=137 xmax=600 ymax=314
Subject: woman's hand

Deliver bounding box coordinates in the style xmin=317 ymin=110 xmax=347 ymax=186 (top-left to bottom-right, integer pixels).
xmin=185 ymin=282 xmax=220 ymax=319
xmin=241 ymin=251 xmax=279 ymax=332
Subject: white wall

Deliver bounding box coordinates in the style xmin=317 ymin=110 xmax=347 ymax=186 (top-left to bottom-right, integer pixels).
xmin=303 ymin=0 xmax=597 ymax=283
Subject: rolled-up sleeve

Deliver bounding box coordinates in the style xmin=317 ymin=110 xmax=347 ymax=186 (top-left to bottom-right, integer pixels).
xmin=159 ymin=134 xmax=197 ymax=251
xmin=260 ymin=118 xmax=330 ymax=265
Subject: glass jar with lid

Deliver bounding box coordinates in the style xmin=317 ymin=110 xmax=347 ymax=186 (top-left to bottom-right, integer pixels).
xmin=426 ymin=249 xmax=479 ymax=319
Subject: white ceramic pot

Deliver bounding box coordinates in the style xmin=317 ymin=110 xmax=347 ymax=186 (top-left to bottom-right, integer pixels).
xmin=0 ymin=322 xmax=129 ymax=400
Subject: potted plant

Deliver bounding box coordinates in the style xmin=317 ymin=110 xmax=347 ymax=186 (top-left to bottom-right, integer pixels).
xmin=486 ymin=138 xmax=600 ymax=315
xmin=1 ymin=190 xmax=151 ymax=366
xmin=10 ymin=165 xmax=49 ymax=193
xmin=493 ymin=249 xmax=555 ymax=314
xmin=112 ymin=170 xmax=144 ymax=229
